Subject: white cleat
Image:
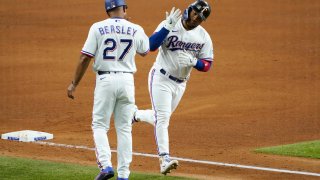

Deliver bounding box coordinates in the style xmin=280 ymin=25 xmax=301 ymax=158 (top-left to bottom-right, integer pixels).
xmin=132 ymin=109 xmax=155 ymax=126
xmin=142 ymin=109 xmax=156 ymax=126
xmin=160 ymin=157 xmax=179 ymax=175
xmin=131 ymin=105 xmax=139 ymax=124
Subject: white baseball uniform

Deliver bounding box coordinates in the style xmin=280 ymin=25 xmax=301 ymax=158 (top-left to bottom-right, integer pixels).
xmin=81 ymin=17 xmax=149 ymax=178
xmin=147 ymin=19 xmax=214 ymax=155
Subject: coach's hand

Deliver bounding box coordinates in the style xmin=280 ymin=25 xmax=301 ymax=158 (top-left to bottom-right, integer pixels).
xmin=67 ymin=81 xmax=77 ymax=99
xmin=178 ymin=51 xmax=198 ymax=67
xmin=164 ymin=7 xmax=182 ymax=31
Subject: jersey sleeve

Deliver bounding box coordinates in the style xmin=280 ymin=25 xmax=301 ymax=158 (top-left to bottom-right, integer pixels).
xmin=136 ymin=26 xmax=150 ymax=55
xmin=198 ymin=32 xmax=214 ymax=61
xmin=81 ymin=24 xmax=97 ymax=57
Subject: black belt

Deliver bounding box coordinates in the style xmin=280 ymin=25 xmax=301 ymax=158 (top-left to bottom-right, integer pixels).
xmin=160 ymin=69 xmax=185 ymax=83
xmin=98 ymin=71 xmax=132 ymax=75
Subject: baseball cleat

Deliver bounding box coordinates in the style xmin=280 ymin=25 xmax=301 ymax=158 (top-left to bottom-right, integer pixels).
xmin=131 ymin=114 xmax=139 ymax=124
xmin=95 ymin=167 xmax=114 ymax=180
xmin=131 ymin=109 xmax=155 ymax=126
xmin=131 ymin=105 xmax=139 ymax=124
xmin=160 ymin=156 xmax=179 ymax=175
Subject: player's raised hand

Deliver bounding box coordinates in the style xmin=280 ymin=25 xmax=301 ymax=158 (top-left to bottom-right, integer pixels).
xmin=178 ymin=51 xmax=197 ymax=67
xmin=164 ymin=7 xmax=182 ymax=31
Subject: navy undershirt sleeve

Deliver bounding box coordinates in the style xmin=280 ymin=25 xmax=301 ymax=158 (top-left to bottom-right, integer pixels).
xmin=149 ymin=27 xmax=170 ymax=51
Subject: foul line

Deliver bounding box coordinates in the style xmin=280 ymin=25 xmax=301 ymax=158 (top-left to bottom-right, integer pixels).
xmin=34 ymin=141 xmax=320 ymax=177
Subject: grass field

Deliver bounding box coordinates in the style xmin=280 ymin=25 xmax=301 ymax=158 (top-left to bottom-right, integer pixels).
xmin=2 ymin=140 xmax=319 ymax=179
xmin=255 ymin=140 xmax=320 ymax=159
xmin=0 ymin=156 xmax=194 ymax=180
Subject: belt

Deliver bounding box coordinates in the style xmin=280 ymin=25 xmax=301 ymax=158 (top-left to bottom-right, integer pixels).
xmin=160 ymin=69 xmax=185 ymax=83
xmin=98 ymin=71 xmax=133 ymax=75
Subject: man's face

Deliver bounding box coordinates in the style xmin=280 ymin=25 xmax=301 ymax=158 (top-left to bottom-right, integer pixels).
xmin=186 ymin=9 xmax=204 ymax=29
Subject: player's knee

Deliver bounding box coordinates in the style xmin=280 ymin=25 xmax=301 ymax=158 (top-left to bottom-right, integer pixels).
xmin=115 ymin=122 xmax=132 ymax=133
xmin=92 ymin=120 xmax=110 ymax=131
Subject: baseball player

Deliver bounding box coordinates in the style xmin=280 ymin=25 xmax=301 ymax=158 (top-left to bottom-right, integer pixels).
xmin=133 ymin=0 xmax=214 ymax=175
xmin=67 ymin=0 xmax=149 ymax=179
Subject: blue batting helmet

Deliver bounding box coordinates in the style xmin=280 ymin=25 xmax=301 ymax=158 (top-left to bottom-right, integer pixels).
xmin=183 ymin=0 xmax=211 ymax=21
xmin=105 ymin=0 xmax=127 ymax=12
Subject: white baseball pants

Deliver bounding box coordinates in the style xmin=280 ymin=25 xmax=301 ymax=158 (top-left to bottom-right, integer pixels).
xmin=91 ymin=72 xmax=135 ymax=178
xmin=148 ymin=65 xmax=186 ymax=155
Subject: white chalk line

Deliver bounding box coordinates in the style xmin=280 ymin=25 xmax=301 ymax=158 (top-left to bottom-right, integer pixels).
xmin=34 ymin=141 xmax=320 ymax=177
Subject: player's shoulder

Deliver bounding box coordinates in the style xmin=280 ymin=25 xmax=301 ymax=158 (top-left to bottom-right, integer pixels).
xmin=91 ymin=19 xmax=108 ymax=27
xmin=90 ymin=18 xmax=146 ymax=34
xmin=196 ymin=25 xmax=210 ymax=36
xmin=195 ymin=26 xmax=212 ymax=42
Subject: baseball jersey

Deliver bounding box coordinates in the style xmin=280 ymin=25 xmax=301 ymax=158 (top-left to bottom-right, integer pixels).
xmin=81 ymin=18 xmax=149 ymax=73
xmin=154 ymin=19 xmax=214 ymax=79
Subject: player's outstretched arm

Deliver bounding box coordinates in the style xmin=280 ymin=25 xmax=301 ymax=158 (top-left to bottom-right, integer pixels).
xmin=67 ymin=54 xmax=92 ymax=99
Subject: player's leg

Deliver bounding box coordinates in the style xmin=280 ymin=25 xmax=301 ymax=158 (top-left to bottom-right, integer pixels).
xmin=148 ymin=68 xmax=178 ymax=175
xmin=131 ymin=68 xmax=156 ymax=126
xmin=113 ymin=74 xmax=135 ymax=179
xmin=133 ymin=108 xmax=155 ymax=126
xmin=149 ymin=68 xmax=173 ymax=154
xmin=92 ymin=74 xmax=116 ymax=172
xmin=153 ymin=86 xmax=172 ymax=155
xmin=171 ymin=82 xmax=187 ymax=113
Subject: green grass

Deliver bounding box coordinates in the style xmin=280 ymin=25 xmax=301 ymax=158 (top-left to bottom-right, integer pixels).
xmin=255 ymin=140 xmax=320 ymax=159
xmin=0 ymin=156 xmax=194 ymax=180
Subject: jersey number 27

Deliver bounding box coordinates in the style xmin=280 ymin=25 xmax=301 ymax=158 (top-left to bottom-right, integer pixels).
xmin=103 ymin=38 xmax=132 ymax=61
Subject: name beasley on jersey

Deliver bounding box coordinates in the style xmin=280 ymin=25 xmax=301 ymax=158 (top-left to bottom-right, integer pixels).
xmin=98 ymin=25 xmax=137 ymax=37
xmin=165 ymin=35 xmax=204 ymax=51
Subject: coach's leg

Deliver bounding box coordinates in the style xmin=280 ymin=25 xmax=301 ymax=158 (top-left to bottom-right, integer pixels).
xmin=114 ymin=74 xmax=135 ymax=179
xmin=92 ymin=74 xmax=116 ymax=170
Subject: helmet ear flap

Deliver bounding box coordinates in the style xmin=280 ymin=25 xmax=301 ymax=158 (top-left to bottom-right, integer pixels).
xmin=182 ymin=7 xmax=192 ymax=20
xmin=182 ymin=9 xmax=188 ymax=20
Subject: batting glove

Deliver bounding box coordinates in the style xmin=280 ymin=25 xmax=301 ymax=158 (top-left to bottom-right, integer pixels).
xmin=178 ymin=51 xmax=198 ymax=67
xmin=164 ymin=7 xmax=182 ymax=31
